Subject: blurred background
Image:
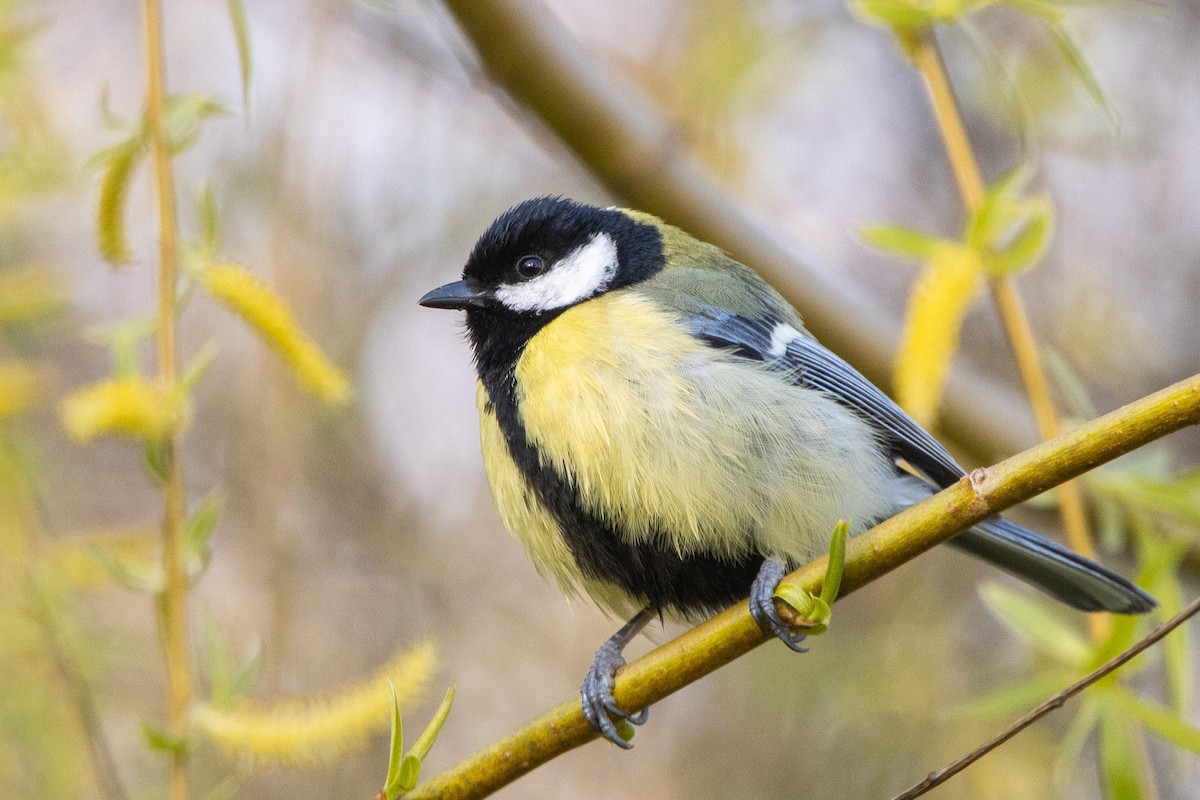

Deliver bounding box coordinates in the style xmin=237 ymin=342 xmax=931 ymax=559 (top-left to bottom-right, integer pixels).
xmin=3 ymin=0 xmax=1200 ymax=797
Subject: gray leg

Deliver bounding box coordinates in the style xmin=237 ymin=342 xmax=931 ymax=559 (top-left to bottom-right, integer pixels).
xmin=581 ymin=608 xmax=653 ymax=748
xmin=750 ymin=558 xmax=808 ymax=653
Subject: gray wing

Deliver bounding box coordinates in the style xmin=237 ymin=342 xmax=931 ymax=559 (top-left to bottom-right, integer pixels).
xmin=680 ymin=303 xmax=965 ymax=487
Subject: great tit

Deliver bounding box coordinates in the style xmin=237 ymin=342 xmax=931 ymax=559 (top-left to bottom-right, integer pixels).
xmin=419 ymin=197 xmax=1154 ymax=747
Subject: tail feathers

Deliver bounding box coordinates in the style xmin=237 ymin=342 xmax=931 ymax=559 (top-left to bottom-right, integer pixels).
xmin=890 ymin=473 xmax=1155 ymax=614
xmin=950 ymin=516 xmax=1155 ymax=614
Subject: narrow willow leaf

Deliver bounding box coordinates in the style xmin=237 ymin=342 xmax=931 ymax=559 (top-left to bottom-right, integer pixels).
xmin=382 ymin=681 xmax=406 ymax=799
xmin=198 ymin=184 xmax=221 ymax=260
xmin=773 ymin=582 xmax=829 ymax=633
xmin=859 ymin=223 xmax=946 ymax=261
xmin=851 ymin=0 xmax=937 ymax=28
xmin=397 ymin=754 xmax=421 ymax=792
xmin=225 ymin=0 xmax=253 ymax=116
xmin=1047 ymin=24 xmax=1116 ymax=127
xmin=966 ymin=166 xmax=1035 ymax=251
xmin=1053 ymin=697 xmax=1100 ymax=786
xmin=410 ymin=684 xmax=456 ymax=761
xmin=1097 ymin=704 xmax=1149 ymax=800
xmin=141 ymin=722 xmax=188 ymax=756
xmin=164 ymin=92 xmax=229 ymax=155
xmin=987 ymin=198 xmax=1053 ymax=276
xmin=184 ymin=492 xmax=223 ymax=577
xmin=955 ymin=672 xmax=1074 ymax=720
xmin=96 ymin=138 xmax=145 ymax=266
xmin=1109 ymin=689 xmax=1200 ymax=754
xmin=819 ymin=520 xmax=849 ymax=606
xmin=892 ymin=243 xmax=984 ymax=427
xmin=980 ymin=583 xmax=1090 ymax=665
xmin=180 ymin=343 xmax=219 ymax=394
xmin=1043 ymin=348 xmax=1098 ymax=421
xmin=1156 ymin=573 xmax=1194 ymax=716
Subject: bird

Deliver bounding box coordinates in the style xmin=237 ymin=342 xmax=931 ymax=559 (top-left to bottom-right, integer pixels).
xmin=418 ymin=196 xmax=1155 ymax=748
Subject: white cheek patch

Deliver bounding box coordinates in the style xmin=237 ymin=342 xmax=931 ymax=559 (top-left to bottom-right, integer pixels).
xmin=768 ymin=322 xmax=804 ymax=357
xmin=495 ymin=232 xmax=619 ymax=312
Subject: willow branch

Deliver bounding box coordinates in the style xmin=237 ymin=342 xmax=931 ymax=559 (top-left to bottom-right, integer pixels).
xmin=892 ymin=593 xmax=1200 ymax=800
xmin=437 ymin=0 xmax=1035 ymax=463
xmin=142 ymin=2 xmax=192 ymax=798
xmin=899 ymin=30 xmax=1101 ymax=631
xmin=405 ymin=373 xmax=1200 ymax=800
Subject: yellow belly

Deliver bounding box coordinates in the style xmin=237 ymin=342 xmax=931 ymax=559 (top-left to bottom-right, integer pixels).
xmin=478 ymin=290 xmax=894 ymax=609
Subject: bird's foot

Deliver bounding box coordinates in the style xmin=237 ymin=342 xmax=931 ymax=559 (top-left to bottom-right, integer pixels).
xmin=750 ymin=558 xmax=809 ymax=652
xmin=581 ymin=639 xmax=649 ymax=748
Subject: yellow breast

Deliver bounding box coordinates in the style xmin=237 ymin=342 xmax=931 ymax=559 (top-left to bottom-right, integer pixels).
xmin=506 ymin=291 xmax=894 ymax=567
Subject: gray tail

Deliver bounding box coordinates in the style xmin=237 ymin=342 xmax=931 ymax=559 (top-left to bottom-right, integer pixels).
xmin=894 ymin=475 xmax=1155 ymax=614
xmin=951 ymin=516 xmax=1154 ymax=614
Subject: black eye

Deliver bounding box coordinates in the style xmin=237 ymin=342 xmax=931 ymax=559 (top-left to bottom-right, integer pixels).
xmin=516 ymin=255 xmax=546 ymax=279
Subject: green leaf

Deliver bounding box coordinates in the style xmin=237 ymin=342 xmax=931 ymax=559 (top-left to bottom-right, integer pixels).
xmin=199 ymin=183 xmax=221 ymax=260
xmin=986 ymin=198 xmax=1053 ymax=276
xmin=1097 ymin=703 xmax=1148 ymax=800
xmin=382 ymin=680 xmax=406 ymax=799
xmin=141 ymin=722 xmax=188 ymax=756
xmin=225 ymin=0 xmax=253 ymax=116
xmin=980 ymin=582 xmax=1090 ymax=665
xmin=410 ymin=684 xmax=456 ymax=761
xmin=1053 ymin=696 xmax=1100 ymax=785
xmin=202 ymin=613 xmax=259 ymax=709
xmin=1047 ymin=24 xmax=1116 ymax=128
xmin=180 ymin=343 xmax=219 ymax=395
xmin=1109 ymin=688 xmax=1200 ymax=754
xmin=850 ymin=0 xmax=938 ymax=29
xmin=773 ymin=582 xmax=829 ymax=633
xmin=397 ymin=754 xmax=421 ymax=792
xmin=163 ymin=92 xmax=229 ymax=155
xmin=184 ymin=492 xmax=223 ymax=577
xmin=955 ymin=672 xmax=1073 ymax=720
xmin=819 ymin=519 xmax=849 ymax=606
xmin=859 ymin=223 xmax=946 ymax=261
xmin=95 ymin=136 xmax=145 ymax=266
xmin=144 ymin=440 xmax=168 ymax=486
xmin=1042 ymin=348 xmax=1097 ymax=421
xmin=91 ymin=545 xmax=164 ymax=593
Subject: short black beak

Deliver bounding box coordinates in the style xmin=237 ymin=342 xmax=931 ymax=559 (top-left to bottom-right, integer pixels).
xmin=418 ymin=280 xmax=490 ymax=310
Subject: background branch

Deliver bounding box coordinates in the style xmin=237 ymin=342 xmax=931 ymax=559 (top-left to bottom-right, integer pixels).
xmin=892 ymin=593 xmax=1200 ymax=800
xmin=437 ymin=0 xmax=1036 ymax=463
xmin=405 ymin=374 xmax=1200 ymax=799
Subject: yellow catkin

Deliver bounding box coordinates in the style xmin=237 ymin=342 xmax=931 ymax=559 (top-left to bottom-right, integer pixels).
xmin=893 ymin=243 xmax=985 ymax=427
xmin=59 ymin=376 xmax=187 ymax=443
xmin=193 ymin=642 xmax=436 ymax=766
xmin=198 ymin=264 xmax=352 ymax=405
xmin=0 ymin=361 xmax=40 ymax=419
xmin=0 ymin=267 xmax=65 ymax=323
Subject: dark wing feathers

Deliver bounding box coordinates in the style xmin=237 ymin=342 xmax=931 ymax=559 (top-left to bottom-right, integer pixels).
xmin=682 ymin=304 xmax=964 ymax=486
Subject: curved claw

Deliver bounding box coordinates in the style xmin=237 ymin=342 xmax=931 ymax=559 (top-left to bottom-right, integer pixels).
xmin=750 ymin=558 xmax=809 ymax=653
xmin=581 ymin=640 xmax=649 ymax=748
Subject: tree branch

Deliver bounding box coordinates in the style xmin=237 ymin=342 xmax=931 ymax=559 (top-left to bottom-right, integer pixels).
xmin=891 ymin=593 xmax=1200 ymax=800
xmin=435 ymin=0 xmax=1037 ymax=462
xmin=405 ymin=373 xmax=1200 ymax=799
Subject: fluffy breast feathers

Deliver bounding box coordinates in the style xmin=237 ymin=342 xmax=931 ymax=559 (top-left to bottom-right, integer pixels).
xmin=479 ymin=290 xmax=895 ymax=595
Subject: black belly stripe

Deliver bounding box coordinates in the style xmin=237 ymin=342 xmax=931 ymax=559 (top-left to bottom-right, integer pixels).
xmin=478 ymin=358 xmax=763 ymax=618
